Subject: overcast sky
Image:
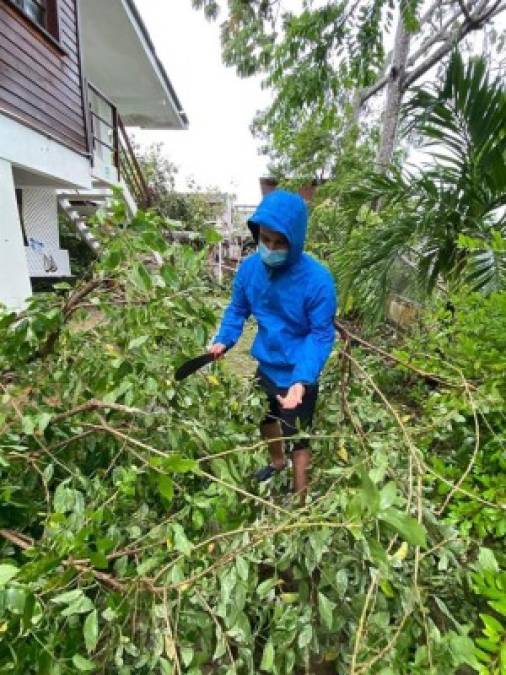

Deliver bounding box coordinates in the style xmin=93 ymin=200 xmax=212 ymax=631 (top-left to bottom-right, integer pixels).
xmin=134 ymin=0 xmax=272 ymax=205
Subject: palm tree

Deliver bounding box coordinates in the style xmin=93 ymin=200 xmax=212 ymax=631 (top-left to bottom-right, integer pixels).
xmin=333 ymin=51 xmax=506 ymax=320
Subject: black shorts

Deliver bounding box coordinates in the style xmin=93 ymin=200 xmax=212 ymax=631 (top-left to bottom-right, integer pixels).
xmin=255 ymin=368 xmax=319 ymax=451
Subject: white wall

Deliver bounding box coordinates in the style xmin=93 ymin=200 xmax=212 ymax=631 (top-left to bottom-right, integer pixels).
xmin=0 ymin=160 xmax=32 ymax=310
xmin=0 ymin=114 xmax=92 ymax=189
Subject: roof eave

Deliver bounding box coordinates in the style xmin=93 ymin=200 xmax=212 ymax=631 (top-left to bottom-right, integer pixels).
xmin=123 ymin=0 xmax=189 ymax=130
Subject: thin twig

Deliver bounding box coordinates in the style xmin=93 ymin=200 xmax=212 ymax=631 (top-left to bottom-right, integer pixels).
xmin=355 ymin=609 xmax=412 ymax=674
xmin=436 ymin=375 xmax=480 ymax=515
xmin=350 ymin=573 xmax=379 ymax=673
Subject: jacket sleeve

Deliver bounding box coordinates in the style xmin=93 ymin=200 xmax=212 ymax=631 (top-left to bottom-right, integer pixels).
xmin=213 ymin=263 xmax=251 ymax=348
xmin=289 ymin=274 xmax=337 ymax=386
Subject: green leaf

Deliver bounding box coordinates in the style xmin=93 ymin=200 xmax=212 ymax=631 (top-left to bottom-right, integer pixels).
xmin=131 ymin=263 xmax=153 ymax=292
xmin=72 ymin=654 xmax=96 ymax=672
xmin=0 ymin=564 xmax=19 ymax=586
xmin=160 ymin=264 xmax=177 ymax=286
xmin=53 ymin=483 xmax=77 ymax=513
xmin=335 ymin=569 xmax=348 ymax=598
xmin=180 ymin=646 xmax=194 ymax=668
xmin=89 ymin=552 xmax=108 ymax=570
xmin=157 ymin=475 xmax=174 ymax=501
xmin=204 ymin=227 xmax=223 ymax=244
xmin=298 ymin=623 xmax=313 ymax=649
xmin=6 ymin=588 xmax=26 ymax=613
xmin=360 ymin=471 xmax=381 ymax=515
xmin=449 ymin=635 xmax=481 ymax=670
xmin=379 ymin=578 xmax=395 ymax=598
xmin=172 ymin=523 xmax=193 ymax=556
xmin=51 ymin=589 xmax=83 ymax=605
xmin=379 ymin=509 xmax=427 ymax=547
xmin=260 ymin=640 xmax=274 ymax=672
xmin=61 ymin=595 xmax=94 ymax=617
xmin=37 ymin=412 xmax=53 ymax=433
xmin=318 ymin=592 xmax=335 ymax=630
xmin=476 ymin=547 xmax=499 ymax=573
xmin=136 ymin=556 xmax=161 ymax=576
xmin=379 ymin=482 xmax=397 ymax=510
xmin=235 ymin=556 xmax=249 ymax=581
xmin=480 ymin=613 xmax=503 ymax=637
xmin=163 ymin=455 xmax=199 ymax=474
xmin=257 ymin=578 xmax=277 ymax=598
xmin=21 ymin=415 xmax=36 ymax=435
xmin=128 ymin=335 xmax=149 ymax=350
xmin=84 ymin=610 xmax=98 ymax=653
xmin=159 ymin=657 xmax=174 ymax=675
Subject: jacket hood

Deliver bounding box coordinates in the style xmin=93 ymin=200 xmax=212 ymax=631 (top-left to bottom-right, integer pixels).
xmin=248 ymin=190 xmax=308 ymax=267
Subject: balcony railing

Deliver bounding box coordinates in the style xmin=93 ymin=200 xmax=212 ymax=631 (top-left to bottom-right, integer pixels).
xmin=87 ymin=82 xmax=152 ymax=209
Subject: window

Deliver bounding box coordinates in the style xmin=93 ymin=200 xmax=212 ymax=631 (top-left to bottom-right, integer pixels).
xmin=8 ymin=0 xmax=60 ymax=42
xmin=13 ymin=0 xmax=47 ymax=30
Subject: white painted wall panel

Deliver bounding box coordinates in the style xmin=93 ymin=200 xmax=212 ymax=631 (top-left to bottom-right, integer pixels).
xmin=0 ymin=160 xmax=32 ymax=309
xmin=0 ymin=114 xmax=93 ymax=189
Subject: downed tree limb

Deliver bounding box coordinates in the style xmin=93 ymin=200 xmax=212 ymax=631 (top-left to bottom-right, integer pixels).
xmin=49 ymin=399 xmax=146 ymax=425
xmin=39 ymin=278 xmax=111 ymax=358
xmin=334 ymin=320 xmax=476 ymax=390
xmin=0 ymin=528 xmax=127 ymax=593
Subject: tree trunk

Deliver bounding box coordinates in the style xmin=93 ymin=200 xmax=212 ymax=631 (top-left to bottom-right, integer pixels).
xmin=375 ymin=12 xmax=412 ymax=171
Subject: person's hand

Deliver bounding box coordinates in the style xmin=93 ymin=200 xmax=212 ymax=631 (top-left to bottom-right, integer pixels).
xmin=208 ymin=343 xmax=227 ymax=359
xmin=277 ymin=383 xmax=306 ymax=409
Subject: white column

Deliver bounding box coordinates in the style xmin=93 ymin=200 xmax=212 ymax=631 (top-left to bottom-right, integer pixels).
xmin=0 ymin=160 xmax=32 ymax=310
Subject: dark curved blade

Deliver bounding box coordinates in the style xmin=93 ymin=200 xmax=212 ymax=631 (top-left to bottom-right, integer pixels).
xmin=175 ymin=352 xmax=215 ymax=381
xmin=175 ymin=353 xmax=214 ymax=381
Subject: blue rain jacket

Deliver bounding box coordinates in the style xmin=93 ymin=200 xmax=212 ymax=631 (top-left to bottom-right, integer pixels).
xmin=213 ymin=190 xmax=337 ymax=387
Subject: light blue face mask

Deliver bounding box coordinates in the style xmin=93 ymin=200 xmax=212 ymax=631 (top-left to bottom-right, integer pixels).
xmin=258 ymin=241 xmax=289 ymax=268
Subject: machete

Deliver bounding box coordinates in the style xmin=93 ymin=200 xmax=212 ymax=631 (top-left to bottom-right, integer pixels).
xmin=175 ymin=349 xmax=228 ymax=381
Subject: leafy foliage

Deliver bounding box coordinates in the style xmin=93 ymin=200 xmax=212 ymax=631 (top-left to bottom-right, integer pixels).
xmin=0 ymin=202 xmax=504 ymax=672
xmin=315 ymin=52 xmax=506 ymax=321
xmin=134 ymin=142 xmax=222 ymax=231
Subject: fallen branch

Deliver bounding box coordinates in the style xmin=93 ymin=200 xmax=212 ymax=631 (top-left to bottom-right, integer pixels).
xmin=0 ymin=528 xmax=127 ymax=593
xmin=50 ymin=399 xmax=146 ymax=425
xmin=334 ymin=320 xmax=475 ymax=390
xmin=39 ymin=278 xmax=111 ymax=358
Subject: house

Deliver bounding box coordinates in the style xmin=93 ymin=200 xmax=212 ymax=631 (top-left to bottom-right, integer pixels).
xmin=0 ymin=0 xmax=187 ymax=309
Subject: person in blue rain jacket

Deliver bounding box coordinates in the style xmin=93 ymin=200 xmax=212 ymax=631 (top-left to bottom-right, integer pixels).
xmin=210 ymin=190 xmax=337 ymax=499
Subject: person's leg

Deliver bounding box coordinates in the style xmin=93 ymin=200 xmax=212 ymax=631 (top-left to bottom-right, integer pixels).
xmin=254 ymin=369 xmax=287 ymax=479
xmin=261 ymin=419 xmax=285 ymax=470
xmin=279 ymin=384 xmax=319 ymax=501
xmin=292 ymin=448 xmax=311 ymax=500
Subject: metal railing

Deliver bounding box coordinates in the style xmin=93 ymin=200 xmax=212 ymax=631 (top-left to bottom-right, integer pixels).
xmin=88 ymin=82 xmax=152 ymax=209
xmin=117 ymin=116 xmax=152 ymax=209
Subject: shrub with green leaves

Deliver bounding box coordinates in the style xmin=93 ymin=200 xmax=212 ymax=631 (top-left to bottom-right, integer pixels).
xmin=0 ymin=210 xmax=504 ymax=673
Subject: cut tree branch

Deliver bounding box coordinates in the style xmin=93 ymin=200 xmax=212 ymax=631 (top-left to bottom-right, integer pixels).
xmin=38 ymin=278 xmax=109 ymax=358
xmin=50 ymin=399 xmax=146 ymax=426
xmin=0 ymin=528 xmax=127 ymax=592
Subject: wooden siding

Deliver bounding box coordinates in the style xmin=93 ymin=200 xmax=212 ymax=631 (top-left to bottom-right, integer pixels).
xmin=0 ymin=0 xmax=89 ymax=156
